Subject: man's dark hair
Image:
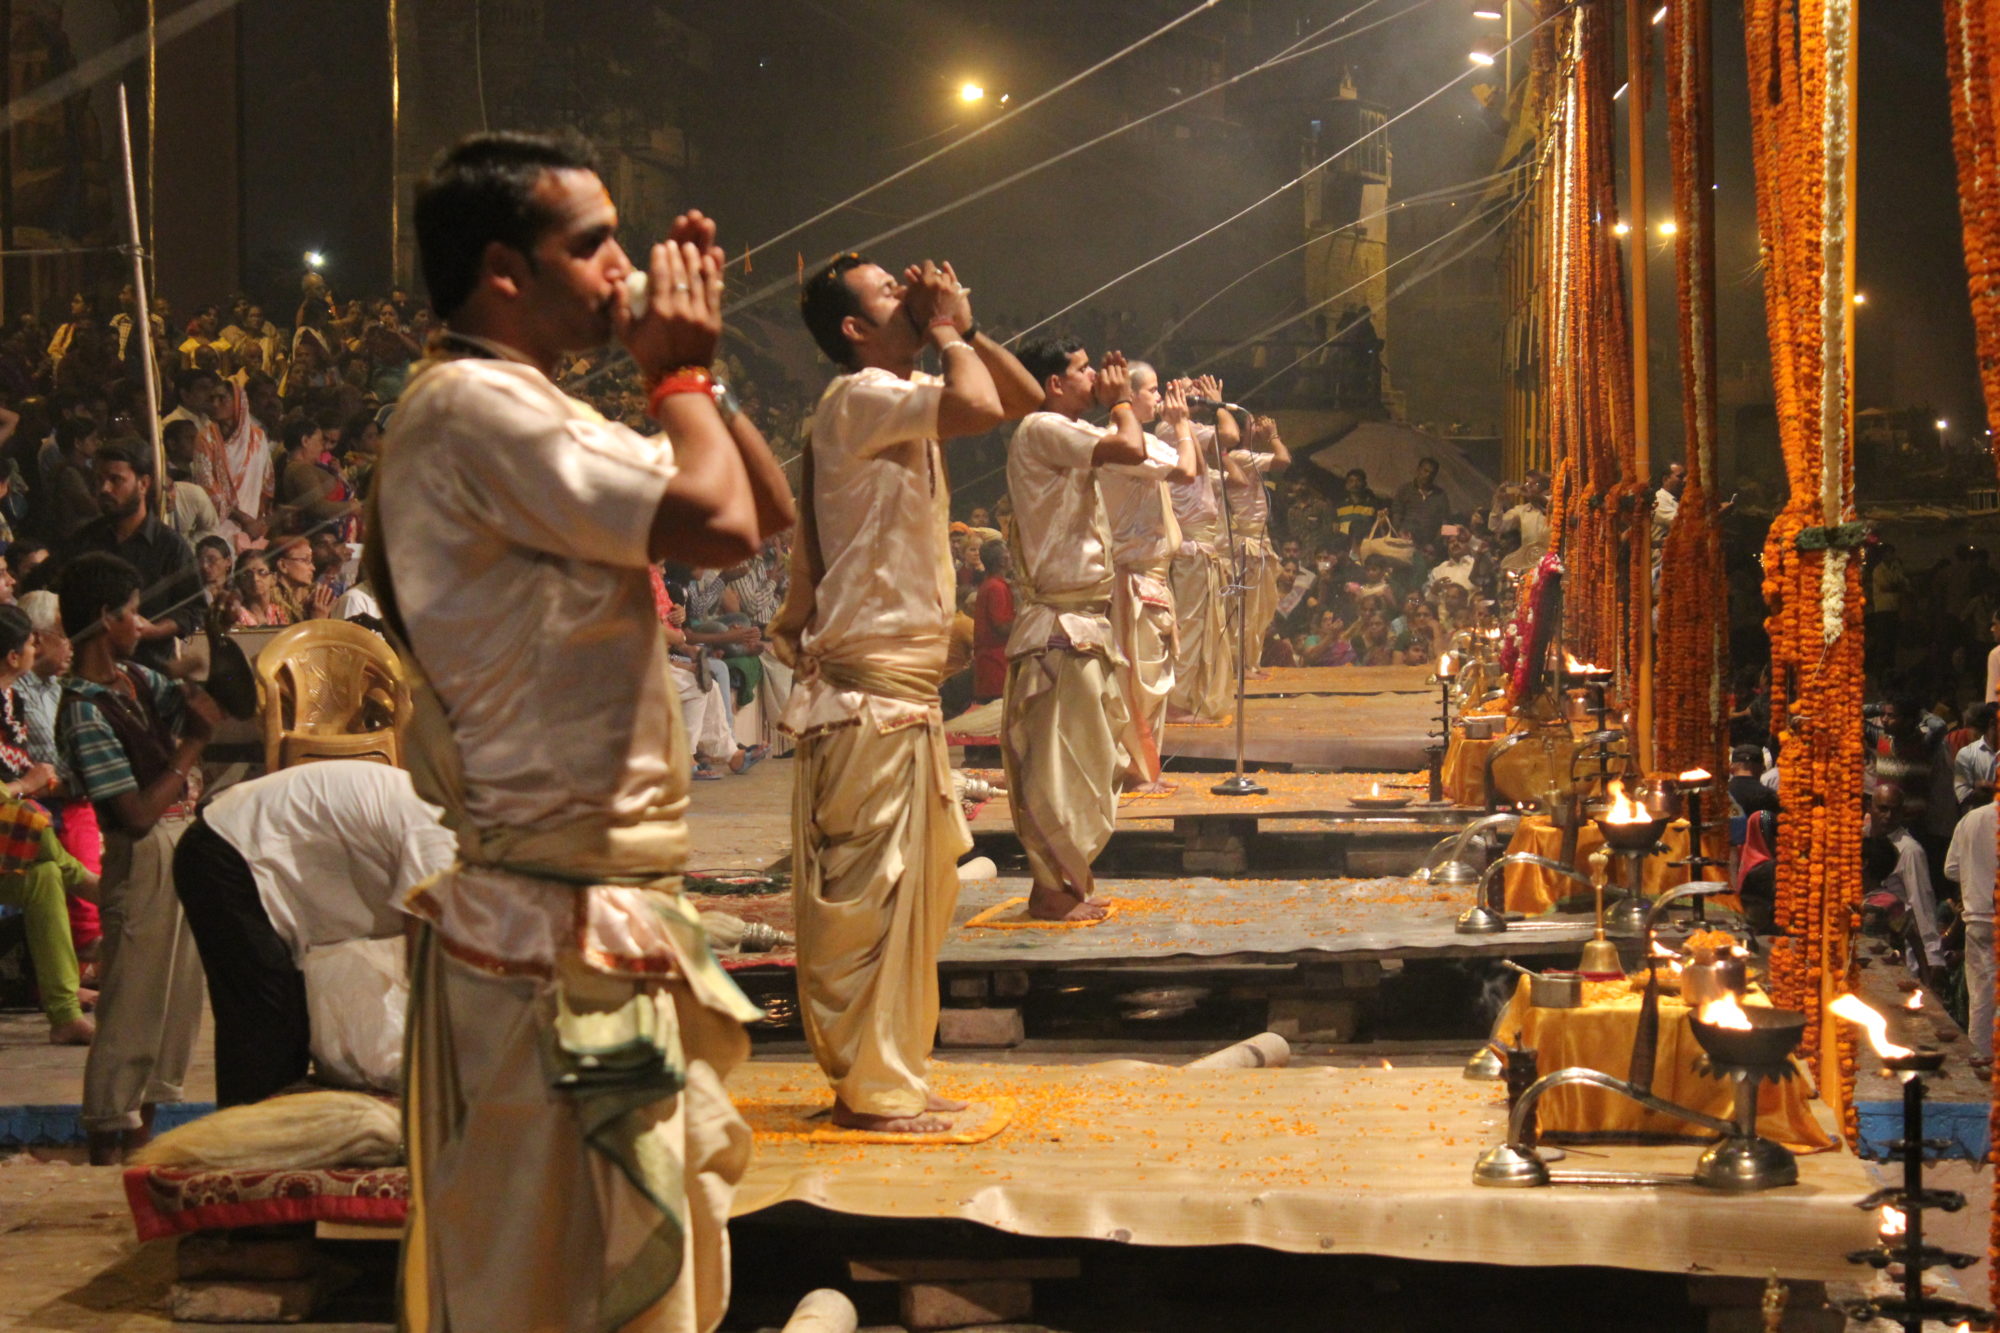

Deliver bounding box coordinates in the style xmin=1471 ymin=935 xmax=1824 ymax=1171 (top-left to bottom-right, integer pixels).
xmin=56 ymin=552 xmax=142 ymax=638
xmin=799 ymin=253 xmax=873 ymax=368
xmin=1730 ymin=743 xmax=1764 ymax=769
xmin=161 ymin=419 xmax=196 ymax=449
xmin=979 ymin=539 xmax=1008 ymax=572
xmin=94 ymin=438 xmax=155 ymax=482
xmin=414 ymin=131 xmax=600 ymax=319
xmin=1972 ymin=702 xmax=2000 ymax=733
xmin=196 ymin=534 xmax=233 ymax=566
xmin=1015 ymin=336 xmax=1084 ymax=388
xmin=173 ymin=367 xmax=218 ymax=400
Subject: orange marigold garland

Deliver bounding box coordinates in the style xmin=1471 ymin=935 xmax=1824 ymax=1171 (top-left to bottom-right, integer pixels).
xmin=1941 ymin=0 xmax=2000 ymax=1296
xmin=1743 ymin=0 xmax=1863 ymax=1143
xmin=1655 ymin=0 xmax=1730 ymax=778
xmin=1541 ymin=0 xmax=1639 ymax=687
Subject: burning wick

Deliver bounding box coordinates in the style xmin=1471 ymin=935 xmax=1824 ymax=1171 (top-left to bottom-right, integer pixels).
xmin=1905 ymin=990 xmax=1925 ymax=1012
xmin=1678 ymin=767 xmax=1712 ymax=784
xmin=1829 ymin=994 xmax=1915 ymax=1059
xmin=1602 ymin=779 xmax=1649 ymax=825
xmin=1562 ymin=650 xmax=1609 ymax=675
xmin=1437 ymin=652 xmax=1458 ymax=680
xmin=1370 ymin=782 xmax=1383 ymax=798
xmin=1878 ymin=1204 xmax=1907 ymax=1238
xmin=1697 ymin=994 xmax=1754 ymax=1030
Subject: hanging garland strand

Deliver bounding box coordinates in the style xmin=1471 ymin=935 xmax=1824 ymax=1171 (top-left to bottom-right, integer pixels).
xmin=1939 ymin=0 xmax=2000 ymax=1299
xmin=1744 ymin=0 xmax=1864 ymax=1142
xmin=1542 ymin=0 xmax=1638 ymax=683
xmin=1656 ymin=0 xmax=1730 ymax=777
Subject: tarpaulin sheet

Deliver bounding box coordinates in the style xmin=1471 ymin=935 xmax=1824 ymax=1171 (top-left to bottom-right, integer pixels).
xmin=731 ymin=1061 xmax=1876 ymax=1280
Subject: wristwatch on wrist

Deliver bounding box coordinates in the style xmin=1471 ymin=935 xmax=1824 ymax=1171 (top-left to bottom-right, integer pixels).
xmin=710 ymin=378 xmax=742 ymax=422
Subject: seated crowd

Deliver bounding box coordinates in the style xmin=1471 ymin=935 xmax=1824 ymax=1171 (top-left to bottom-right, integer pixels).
xmin=0 ymin=274 xmax=798 ymax=1093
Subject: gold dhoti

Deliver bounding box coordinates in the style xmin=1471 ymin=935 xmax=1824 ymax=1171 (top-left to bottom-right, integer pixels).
xmin=790 ymin=702 xmax=970 ymax=1119
xmin=1002 ymin=646 xmax=1127 ymax=904
xmin=1112 ymin=569 xmax=1176 ymax=783
xmin=1168 ymin=546 xmax=1234 ymax=719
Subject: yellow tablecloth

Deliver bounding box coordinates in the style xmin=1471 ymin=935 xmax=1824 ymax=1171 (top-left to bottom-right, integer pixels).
xmin=1502 ymin=815 xmax=1734 ymax=915
xmin=1493 ymin=980 xmax=1832 ymax=1151
xmin=1441 ymin=712 xmax=1517 ymax=806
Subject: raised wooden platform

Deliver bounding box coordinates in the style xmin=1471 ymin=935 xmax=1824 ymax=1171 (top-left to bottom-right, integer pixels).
xmin=733 ymin=1059 xmax=1875 ymax=1281
xmin=965 ymin=770 xmax=1479 ymax=874
xmin=950 ymin=676 xmax=1439 ymax=771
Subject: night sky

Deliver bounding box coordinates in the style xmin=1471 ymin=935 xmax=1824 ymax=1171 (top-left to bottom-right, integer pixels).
xmin=665 ymin=0 xmax=1979 ymax=452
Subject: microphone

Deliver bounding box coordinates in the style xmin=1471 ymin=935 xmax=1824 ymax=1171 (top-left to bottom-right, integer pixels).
xmin=1187 ymin=393 xmax=1249 ymax=414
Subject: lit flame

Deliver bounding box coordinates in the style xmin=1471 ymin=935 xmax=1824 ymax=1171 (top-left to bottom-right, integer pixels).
xmin=1602 ymin=780 xmax=1649 ymax=825
xmin=1905 ymin=990 xmax=1924 ymax=1011
xmin=1878 ymin=1205 xmax=1907 ymax=1237
xmin=1829 ymin=994 xmax=1915 ymax=1059
xmin=1697 ymin=993 xmax=1754 ymax=1030
xmin=1563 ymin=650 xmax=1610 ymax=674
xmin=1379 ymin=1058 xmax=1394 ymax=1070
xmin=1438 ymin=652 xmax=1457 ymax=678
xmin=1370 ymin=782 xmax=1383 ymax=798
xmin=1678 ymin=767 xmax=1712 ymax=783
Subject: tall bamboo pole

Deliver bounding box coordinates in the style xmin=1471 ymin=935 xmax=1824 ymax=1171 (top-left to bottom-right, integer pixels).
xmin=115 ymin=87 xmax=165 ymax=518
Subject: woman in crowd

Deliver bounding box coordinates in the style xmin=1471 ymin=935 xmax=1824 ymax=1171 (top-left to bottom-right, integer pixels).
xmin=1349 ymin=608 xmax=1397 ymax=666
xmin=0 ymin=602 xmax=96 ymax=1045
xmin=1300 ymin=609 xmax=1354 ymax=667
xmin=231 ymin=551 xmax=294 ymax=627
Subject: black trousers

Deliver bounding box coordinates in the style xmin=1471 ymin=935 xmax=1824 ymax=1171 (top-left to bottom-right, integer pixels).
xmin=172 ymin=817 xmax=310 ymax=1107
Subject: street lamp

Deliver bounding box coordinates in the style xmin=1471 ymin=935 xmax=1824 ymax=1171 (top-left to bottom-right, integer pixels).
xmin=303 ymin=250 xmax=326 ymax=269
xmin=1468 ymin=41 xmax=1496 ymax=66
xmin=1471 ymin=3 xmax=1515 ymax=93
xmin=1657 ymin=220 xmax=1678 ymax=237
xmin=1612 ymin=221 xmax=1632 ymax=236
xmin=1852 ymin=292 xmax=1867 ymax=305
xmin=958 ymin=81 xmax=985 ymax=104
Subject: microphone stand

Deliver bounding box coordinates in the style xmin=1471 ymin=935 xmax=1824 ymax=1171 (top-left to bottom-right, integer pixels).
xmin=1210 ymin=417 xmax=1266 ymax=797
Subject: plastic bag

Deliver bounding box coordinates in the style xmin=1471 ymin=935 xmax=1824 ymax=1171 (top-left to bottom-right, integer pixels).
xmin=301 ymin=936 xmax=407 ymax=1093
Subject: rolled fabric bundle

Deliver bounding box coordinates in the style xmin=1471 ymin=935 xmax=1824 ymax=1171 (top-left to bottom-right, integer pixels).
xmin=956 ymin=855 xmax=998 ymax=881
xmin=129 ymin=1091 xmax=401 ymax=1170
xmin=1185 ymin=1032 xmax=1292 ymax=1070
xmin=781 ymin=1289 xmax=858 ymax=1333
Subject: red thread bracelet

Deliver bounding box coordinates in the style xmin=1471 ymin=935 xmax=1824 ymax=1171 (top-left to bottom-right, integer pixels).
xmin=648 ymin=367 xmax=714 ymax=417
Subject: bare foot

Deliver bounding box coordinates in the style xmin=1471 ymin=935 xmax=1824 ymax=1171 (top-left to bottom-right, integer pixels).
xmin=925 ymin=1092 xmax=969 ymax=1113
xmin=1126 ymin=779 xmax=1176 ymax=796
xmin=1166 ymin=708 xmax=1200 ymax=724
xmin=48 ymin=1015 xmax=94 ymax=1046
xmin=1027 ymin=885 xmax=1110 ymax=922
xmin=1246 ymin=669 xmax=1271 ymax=680
xmin=831 ymin=1099 xmax=955 ymax=1134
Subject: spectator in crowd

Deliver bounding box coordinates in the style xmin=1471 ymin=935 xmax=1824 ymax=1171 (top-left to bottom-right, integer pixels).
xmin=269 ymin=536 xmax=332 ymax=622
xmin=56 ymin=553 xmax=221 ymax=1163
xmin=230 ymin=550 xmax=292 ymax=627
xmin=1954 ymin=701 xmax=1999 ymax=814
xmin=1391 ymin=456 xmax=1451 ymax=557
xmin=58 ymin=442 xmax=199 ymax=673
xmin=1729 ymin=743 xmax=1781 ymax=816
xmin=1496 ymin=469 xmax=1551 ymax=574
xmin=172 ymin=760 xmax=455 ymax=1106
xmin=972 ymin=538 xmax=1013 ymax=706
xmin=45 ymin=415 xmax=101 ymax=540
xmin=18 ymin=589 xmax=102 ymax=966
xmin=0 ymin=601 xmax=97 ymax=1046
xmin=1946 ymin=788 xmax=1998 ymax=1064
xmin=1334 ymin=468 xmax=1382 ymax=543
xmin=160 ymin=419 xmax=221 ymax=550
xmin=1866 ymin=783 xmax=1945 ymax=979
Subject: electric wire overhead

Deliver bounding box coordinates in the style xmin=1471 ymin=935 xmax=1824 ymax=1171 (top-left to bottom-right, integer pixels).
xmin=1008 ymin=6 xmax=1560 ymax=345
xmin=725 ymin=0 xmax=1443 ymax=315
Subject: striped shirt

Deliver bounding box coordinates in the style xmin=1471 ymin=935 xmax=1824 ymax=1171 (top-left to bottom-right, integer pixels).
xmin=56 ymin=666 xmax=185 ymax=802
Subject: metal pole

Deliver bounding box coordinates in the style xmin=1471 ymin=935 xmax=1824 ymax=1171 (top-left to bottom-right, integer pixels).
xmin=1211 ymin=421 xmax=1266 ymax=798
xmin=115 ymin=86 xmax=165 ymax=518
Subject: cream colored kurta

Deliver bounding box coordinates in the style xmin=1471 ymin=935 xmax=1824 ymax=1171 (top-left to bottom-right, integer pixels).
xmin=1225 ymin=448 xmax=1279 ymax=662
xmin=1002 ymin=412 xmax=1128 ymax=902
xmin=379 ymin=345 xmax=757 ymax=1333
xmin=1167 ymin=429 xmax=1235 ymax=718
xmin=1098 ymin=432 xmax=1183 ymax=782
xmin=773 ymin=368 xmax=972 ymax=1120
